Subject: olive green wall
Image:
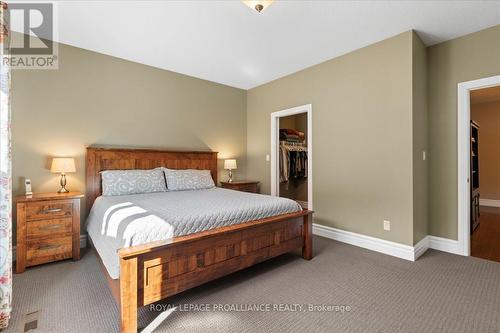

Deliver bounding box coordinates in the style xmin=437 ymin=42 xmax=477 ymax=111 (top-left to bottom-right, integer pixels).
xmin=428 ymin=24 xmax=500 ymax=239
xmin=247 ymin=31 xmax=417 ymax=246
xmin=412 ymin=32 xmax=428 ymax=244
xmin=11 ymin=38 xmax=247 ymax=240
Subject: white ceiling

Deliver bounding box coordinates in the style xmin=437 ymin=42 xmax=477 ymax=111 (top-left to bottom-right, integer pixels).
xmin=10 ymin=0 xmax=500 ymax=89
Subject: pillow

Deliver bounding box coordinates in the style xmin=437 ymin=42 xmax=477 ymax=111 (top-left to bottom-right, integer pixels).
xmin=101 ymin=168 xmax=167 ymax=196
xmin=163 ymin=168 xmax=215 ymax=191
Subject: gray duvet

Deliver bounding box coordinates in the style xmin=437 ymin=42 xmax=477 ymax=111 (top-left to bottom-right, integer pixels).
xmin=86 ymin=187 xmax=301 ymax=278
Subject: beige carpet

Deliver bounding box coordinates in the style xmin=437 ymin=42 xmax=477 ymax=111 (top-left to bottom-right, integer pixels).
xmin=5 ymin=236 xmax=500 ymax=333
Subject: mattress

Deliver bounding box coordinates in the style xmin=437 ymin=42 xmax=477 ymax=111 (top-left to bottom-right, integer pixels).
xmin=86 ymin=187 xmax=302 ymax=279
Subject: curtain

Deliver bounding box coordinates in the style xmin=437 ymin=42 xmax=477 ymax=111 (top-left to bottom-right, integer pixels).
xmin=0 ymin=1 xmax=11 ymax=329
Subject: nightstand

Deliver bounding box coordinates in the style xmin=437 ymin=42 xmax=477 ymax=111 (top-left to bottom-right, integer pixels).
xmin=220 ymin=180 xmax=260 ymax=193
xmin=15 ymin=192 xmax=84 ymax=273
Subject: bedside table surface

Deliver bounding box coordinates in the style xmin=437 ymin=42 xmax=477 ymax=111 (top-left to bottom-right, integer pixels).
xmin=220 ymin=180 xmax=259 ymax=185
xmin=16 ymin=191 xmax=84 ymax=203
xmin=220 ymin=181 xmax=260 ymax=194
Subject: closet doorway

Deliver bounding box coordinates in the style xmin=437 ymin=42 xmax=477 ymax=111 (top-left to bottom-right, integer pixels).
xmin=271 ymin=104 xmax=312 ymax=210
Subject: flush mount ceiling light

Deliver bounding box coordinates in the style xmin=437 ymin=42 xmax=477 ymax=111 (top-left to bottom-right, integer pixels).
xmin=242 ymin=0 xmax=274 ymax=13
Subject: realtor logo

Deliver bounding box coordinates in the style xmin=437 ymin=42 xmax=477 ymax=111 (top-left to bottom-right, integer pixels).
xmin=3 ymin=2 xmax=58 ymax=69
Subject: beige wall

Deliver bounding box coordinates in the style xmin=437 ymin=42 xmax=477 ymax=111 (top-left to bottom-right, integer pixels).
xmin=471 ymin=100 xmax=500 ymax=200
xmin=12 ymin=39 xmax=247 ymax=240
xmin=412 ymin=32 xmax=428 ymax=244
xmin=428 ymin=24 xmax=500 ymax=239
xmin=247 ymin=31 xmax=417 ymax=246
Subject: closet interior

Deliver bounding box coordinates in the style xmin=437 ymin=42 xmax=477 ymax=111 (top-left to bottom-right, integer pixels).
xmin=279 ymin=113 xmax=308 ymax=208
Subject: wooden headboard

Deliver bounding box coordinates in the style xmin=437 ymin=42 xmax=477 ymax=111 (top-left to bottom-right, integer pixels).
xmin=85 ymin=147 xmax=218 ymax=213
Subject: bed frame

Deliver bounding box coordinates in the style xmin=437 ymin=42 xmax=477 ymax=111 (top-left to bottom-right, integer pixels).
xmin=86 ymin=147 xmax=313 ymax=333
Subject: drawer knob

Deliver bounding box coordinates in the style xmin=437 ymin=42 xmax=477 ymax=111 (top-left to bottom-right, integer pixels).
xmin=38 ymin=244 xmax=61 ymax=250
xmin=40 ymin=208 xmax=62 ymax=214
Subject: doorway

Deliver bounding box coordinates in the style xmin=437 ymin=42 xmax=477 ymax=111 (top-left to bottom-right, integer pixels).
xmin=457 ymin=75 xmax=500 ymax=258
xmin=270 ymin=104 xmax=312 ymax=210
xmin=469 ymin=85 xmax=500 ymax=262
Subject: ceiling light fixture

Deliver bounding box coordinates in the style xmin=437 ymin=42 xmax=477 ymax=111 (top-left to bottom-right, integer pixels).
xmin=242 ymin=1 xmax=274 ymax=13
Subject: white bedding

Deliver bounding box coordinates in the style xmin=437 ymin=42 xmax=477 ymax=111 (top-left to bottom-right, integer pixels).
xmin=86 ymin=187 xmax=302 ymax=278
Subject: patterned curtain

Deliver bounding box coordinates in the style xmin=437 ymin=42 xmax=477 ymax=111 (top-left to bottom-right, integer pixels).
xmin=0 ymin=1 xmax=11 ymax=329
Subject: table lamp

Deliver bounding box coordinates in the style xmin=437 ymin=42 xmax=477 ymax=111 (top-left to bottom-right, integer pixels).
xmin=224 ymin=159 xmax=237 ymax=183
xmin=51 ymin=157 xmax=76 ymax=193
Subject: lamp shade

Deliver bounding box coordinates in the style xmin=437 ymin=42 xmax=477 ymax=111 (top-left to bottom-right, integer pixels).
xmin=242 ymin=0 xmax=274 ymax=13
xmin=224 ymin=159 xmax=237 ymax=170
xmin=50 ymin=158 xmax=76 ymax=173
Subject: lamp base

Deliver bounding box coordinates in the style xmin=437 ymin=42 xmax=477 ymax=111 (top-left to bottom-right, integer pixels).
xmin=228 ymin=169 xmax=233 ymax=183
xmin=58 ymin=173 xmax=69 ymax=193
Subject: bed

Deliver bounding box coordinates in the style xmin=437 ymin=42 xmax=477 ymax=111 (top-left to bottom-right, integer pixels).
xmin=85 ymin=147 xmax=313 ymax=333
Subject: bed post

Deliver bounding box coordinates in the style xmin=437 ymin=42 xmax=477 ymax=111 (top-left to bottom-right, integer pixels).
xmin=120 ymin=256 xmax=138 ymax=333
xmin=302 ymin=212 xmax=313 ymax=260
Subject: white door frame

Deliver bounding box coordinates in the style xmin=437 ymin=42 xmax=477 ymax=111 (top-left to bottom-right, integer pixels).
xmin=457 ymin=75 xmax=500 ymax=256
xmin=270 ymin=104 xmax=313 ymax=210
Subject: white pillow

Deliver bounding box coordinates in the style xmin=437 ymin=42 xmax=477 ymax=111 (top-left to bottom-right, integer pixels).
xmin=163 ymin=168 xmax=215 ymax=191
xmin=101 ymin=168 xmax=167 ymax=196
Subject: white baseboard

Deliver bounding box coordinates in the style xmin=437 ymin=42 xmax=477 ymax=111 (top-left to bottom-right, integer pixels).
xmin=80 ymin=234 xmax=87 ymax=248
xmin=427 ymin=235 xmax=462 ymax=255
xmin=413 ymin=236 xmax=430 ymax=260
xmin=13 ymin=234 xmax=87 ymax=260
xmin=313 ymin=224 xmax=462 ymax=261
xmin=313 ymin=223 xmax=417 ymax=261
xmin=480 ymin=199 xmax=500 ymax=207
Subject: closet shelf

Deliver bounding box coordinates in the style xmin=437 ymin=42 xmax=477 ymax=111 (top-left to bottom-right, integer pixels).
xmin=470 ymin=120 xmax=480 ymax=233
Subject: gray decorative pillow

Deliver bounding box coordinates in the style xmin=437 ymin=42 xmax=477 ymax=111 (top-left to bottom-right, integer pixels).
xmin=163 ymin=169 xmax=215 ymax=191
xmin=101 ymin=168 xmax=167 ymax=196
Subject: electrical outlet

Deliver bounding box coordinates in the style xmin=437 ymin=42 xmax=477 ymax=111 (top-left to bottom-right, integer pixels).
xmin=383 ymin=220 xmax=391 ymax=231
xmin=266 ymin=154 xmax=270 ymax=162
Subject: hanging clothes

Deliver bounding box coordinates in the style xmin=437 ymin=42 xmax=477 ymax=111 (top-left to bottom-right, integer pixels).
xmin=279 ymin=143 xmax=307 ymax=183
xmin=279 ymin=128 xmax=307 ymax=183
xmin=289 ymin=150 xmax=307 ymax=179
xmin=279 ymin=144 xmax=288 ymax=183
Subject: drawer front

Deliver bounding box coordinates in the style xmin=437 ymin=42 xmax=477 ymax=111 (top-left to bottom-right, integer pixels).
xmin=27 ymin=217 xmax=72 ymax=239
xmin=26 ymin=201 xmax=73 ymax=220
xmin=237 ymin=184 xmax=258 ymax=193
xmin=26 ymin=236 xmax=72 ymax=266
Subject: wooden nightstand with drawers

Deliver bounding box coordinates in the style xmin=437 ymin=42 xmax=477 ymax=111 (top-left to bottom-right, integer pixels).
xmin=220 ymin=180 xmax=260 ymax=193
xmin=16 ymin=192 xmax=84 ymax=273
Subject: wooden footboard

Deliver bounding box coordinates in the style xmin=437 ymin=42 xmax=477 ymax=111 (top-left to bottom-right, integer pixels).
xmin=117 ymin=210 xmax=313 ymax=333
